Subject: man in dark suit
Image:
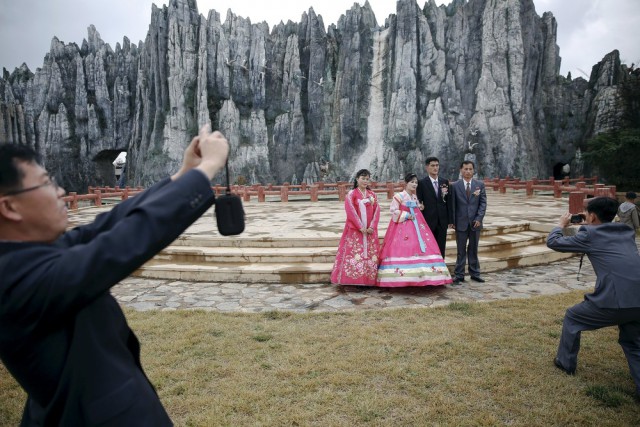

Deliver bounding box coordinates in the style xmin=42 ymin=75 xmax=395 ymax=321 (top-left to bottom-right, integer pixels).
xmin=0 ymin=125 xmax=229 ymax=426
xmin=451 ymin=160 xmax=487 ymax=284
xmin=547 ymin=197 xmax=640 ymax=397
xmin=416 ymin=156 xmax=453 ymax=258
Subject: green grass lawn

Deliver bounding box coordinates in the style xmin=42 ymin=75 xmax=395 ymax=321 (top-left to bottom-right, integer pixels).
xmin=2 ymin=291 xmax=639 ymax=426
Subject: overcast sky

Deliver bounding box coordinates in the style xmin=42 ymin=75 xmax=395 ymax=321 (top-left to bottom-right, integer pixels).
xmin=1 ymin=0 xmax=638 ymax=79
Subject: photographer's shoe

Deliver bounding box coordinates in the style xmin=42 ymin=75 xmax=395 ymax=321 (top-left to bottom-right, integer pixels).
xmin=553 ymin=358 xmax=575 ymax=375
xmin=470 ymin=276 xmax=485 ymax=283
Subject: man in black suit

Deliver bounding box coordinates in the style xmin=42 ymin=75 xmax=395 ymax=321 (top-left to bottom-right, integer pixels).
xmin=547 ymin=197 xmax=640 ymax=398
xmin=417 ymin=156 xmax=453 ymax=258
xmin=0 ymin=125 xmax=229 ymax=425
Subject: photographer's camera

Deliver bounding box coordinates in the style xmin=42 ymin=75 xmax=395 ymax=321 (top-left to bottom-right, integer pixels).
xmin=570 ymin=213 xmax=585 ymax=224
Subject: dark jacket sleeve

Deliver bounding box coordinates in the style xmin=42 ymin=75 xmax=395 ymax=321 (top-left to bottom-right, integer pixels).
xmin=416 ymin=178 xmax=425 ymax=204
xmin=445 ymin=179 xmax=453 ymax=224
xmin=57 ymin=177 xmax=173 ymax=246
xmin=450 ymin=182 xmax=457 ymax=225
xmin=1 ymin=169 xmax=215 ymax=329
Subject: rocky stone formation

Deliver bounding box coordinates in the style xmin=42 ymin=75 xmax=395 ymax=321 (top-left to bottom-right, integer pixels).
xmin=0 ymin=0 xmax=636 ymax=191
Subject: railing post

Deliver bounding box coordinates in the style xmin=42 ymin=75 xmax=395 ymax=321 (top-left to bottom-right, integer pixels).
xmin=526 ymin=181 xmax=533 ymax=197
xmin=280 ymin=185 xmax=289 ymax=202
xmin=553 ymin=181 xmax=562 ymax=198
xmin=94 ymin=189 xmax=102 ymax=206
xmin=338 ymin=184 xmax=347 ymax=202
xmin=569 ymin=192 xmax=585 ymax=214
xmin=243 ymin=186 xmax=250 ymax=202
xmin=608 ymin=185 xmax=616 ymax=198
xmin=310 ymin=185 xmax=319 ymax=202
xmin=258 ymin=187 xmax=265 ymax=202
xmin=499 ymin=179 xmax=506 ymax=194
xmin=491 ymin=178 xmax=499 ymax=191
xmin=386 ymin=182 xmax=394 ymax=199
xmin=122 ymin=188 xmax=129 ymax=200
xmin=69 ymin=192 xmax=78 ymax=210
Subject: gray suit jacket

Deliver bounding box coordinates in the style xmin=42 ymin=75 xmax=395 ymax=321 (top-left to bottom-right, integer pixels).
xmin=547 ymin=223 xmax=640 ymax=309
xmin=451 ymin=179 xmax=487 ymax=231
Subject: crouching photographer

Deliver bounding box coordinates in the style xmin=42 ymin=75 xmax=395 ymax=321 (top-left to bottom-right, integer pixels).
xmin=546 ymin=197 xmax=640 ymax=399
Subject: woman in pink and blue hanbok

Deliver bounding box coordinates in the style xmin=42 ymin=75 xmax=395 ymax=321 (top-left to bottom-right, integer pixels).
xmin=376 ymin=173 xmax=452 ymax=287
xmin=331 ymin=169 xmax=381 ymax=286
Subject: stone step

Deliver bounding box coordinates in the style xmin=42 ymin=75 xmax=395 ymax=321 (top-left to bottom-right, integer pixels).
xmin=170 ymin=222 xmax=532 ymax=248
xmin=133 ymin=243 xmax=575 ymax=284
xmin=151 ymin=230 xmax=548 ymax=264
xmin=153 ymin=246 xmax=339 ymax=264
xmin=471 ymin=230 xmax=547 ymax=253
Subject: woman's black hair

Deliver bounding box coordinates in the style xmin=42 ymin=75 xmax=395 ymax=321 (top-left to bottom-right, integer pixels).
xmin=353 ymin=169 xmax=371 ymax=189
xmin=404 ymin=172 xmax=417 ymax=183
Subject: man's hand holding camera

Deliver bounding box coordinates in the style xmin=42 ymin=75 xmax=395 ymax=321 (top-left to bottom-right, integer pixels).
xmin=558 ymin=212 xmax=587 ymax=228
xmin=172 ymin=125 xmax=230 ymax=181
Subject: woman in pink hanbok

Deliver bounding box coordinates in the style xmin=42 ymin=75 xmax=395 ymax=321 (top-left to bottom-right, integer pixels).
xmin=331 ymin=169 xmax=381 ymax=286
xmin=376 ymin=173 xmax=452 ymax=287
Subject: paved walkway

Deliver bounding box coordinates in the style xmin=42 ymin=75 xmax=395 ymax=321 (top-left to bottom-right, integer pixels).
xmin=113 ymin=259 xmax=597 ymax=312
xmin=74 ymin=190 xmax=621 ymax=313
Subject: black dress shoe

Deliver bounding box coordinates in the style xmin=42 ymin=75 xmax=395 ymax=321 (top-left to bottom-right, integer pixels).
xmin=470 ymin=276 xmax=485 ymax=283
xmin=554 ymin=358 xmax=575 ymax=375
xmin=451 ymin=278 xmax=464 ymax=286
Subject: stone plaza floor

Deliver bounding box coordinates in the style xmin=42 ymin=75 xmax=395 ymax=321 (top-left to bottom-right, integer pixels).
xmin=65 ymin=190 xmax=634 ymax=313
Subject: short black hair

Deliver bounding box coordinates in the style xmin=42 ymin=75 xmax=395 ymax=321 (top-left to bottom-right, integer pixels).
xmin=626 ymin=191 xmax=637 ymax=200
xmin=425 ymin=157 xmax=439 ymax=165
xmin=404 ymin=172 xmax=417 ymax=183
xmin=0 ymin=144 xmax=41 ymax=195
xmin=460 ymin=160 xmax=475 ymax=169
xmin=586 ymin=197 xmax=619 ymax=223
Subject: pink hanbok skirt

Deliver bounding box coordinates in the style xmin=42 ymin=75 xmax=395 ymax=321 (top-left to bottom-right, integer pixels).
xmin=376 ymin=207 xmax=452 ymax=287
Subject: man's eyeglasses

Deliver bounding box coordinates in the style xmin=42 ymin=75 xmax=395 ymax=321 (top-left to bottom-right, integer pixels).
xmin=2 ymin=177 xmax=59 ymax=196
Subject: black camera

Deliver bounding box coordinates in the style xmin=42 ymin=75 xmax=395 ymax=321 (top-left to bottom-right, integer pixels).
xmin=215 ymin=194 xmax=245 ymax=236
xmin=570 ymin=213 xmax=585 ymax=224
xmin=213 ymin=160 xmax=245 ymax=236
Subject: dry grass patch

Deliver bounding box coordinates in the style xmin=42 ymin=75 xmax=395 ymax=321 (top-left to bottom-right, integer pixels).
xmin=2 ymin=291 xmax=640 ymax=426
